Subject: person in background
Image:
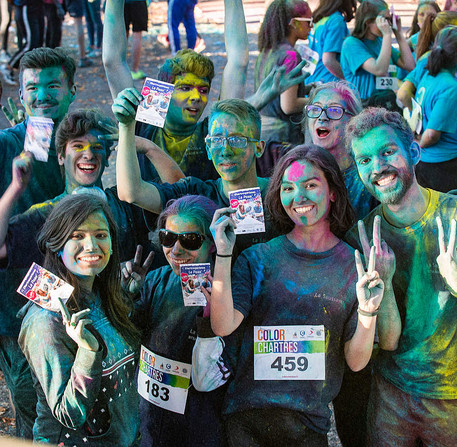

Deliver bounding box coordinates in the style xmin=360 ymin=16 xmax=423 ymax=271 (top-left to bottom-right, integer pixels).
xmin=66 ymin=0 xmax=93 ymax=67
xmin=85 ymin=0 xmax=103 ymax=57
xmin=43 ymin=0 xmax=65 ymax=48
xmin=306 ymin=0 xmax=356 ymax=85
xmin=407 ymin=1 xmax=440 ymax=53
xmin=124 ymin=0 xmax=148 ymax=80
xmin=255 ymin=0 xmax=313 ymax=144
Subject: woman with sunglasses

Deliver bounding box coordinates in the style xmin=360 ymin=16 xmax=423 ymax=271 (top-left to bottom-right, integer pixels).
xmin=19 ymin=194 xmax=142 ymax=446
xmin=254 ymin=0 xmax=313 ymax=144
xmin=133 ymin=195 xmax=227 ymax=447
xmin=340 ymin=0 xmax=415 ymax=102
xmin=305 ymin=0 xmax=357 ymax=85
xmin=303 ymin=81 xmax=378 ymax=220
xmin=202 ymin=145 xmax=384 ymax=446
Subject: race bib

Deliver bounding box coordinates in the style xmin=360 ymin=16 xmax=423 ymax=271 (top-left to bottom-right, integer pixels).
xmin=137 ymin=346 xmax=191 ymax=414
xmin=376 ymin=65 xmax=398 ymax=90
xmin=254 ymin=325 xmax=325 ymax=380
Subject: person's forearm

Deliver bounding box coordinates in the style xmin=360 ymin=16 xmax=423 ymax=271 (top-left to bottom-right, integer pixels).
xmin=344 ymin=314 xmax=377 ymax=371
xmin=376 ymin=283 xmax=401 ymax=350
xmin=102 ymin=0 xmax=134 ymax=99
xmin=396 ymin=33 xmax=415 ymax=72
xmin=397 ymin=80 xmax=415 ymax=110
xmin=364 ymin=35 xmax=392 ymax=76
xmin=220 ymin=0 xmax=249 ymax=100
xmin=0 ymin=184 xmax=23 ymax=258
xmin=135 ymin=137 xmax=185 ymax=184
xmin=420 ymin=128 xmax=441 ymax=148
xmin=322 ymin=52 xmax=344 ymax=79
xmin=210 ymin=257 xmax=239 ymax=337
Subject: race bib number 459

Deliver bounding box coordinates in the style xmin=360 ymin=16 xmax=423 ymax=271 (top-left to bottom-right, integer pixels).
xmin=253 ymin=325 xmax=325 ymax=380
xmin=137 ymin=346 xmax=191 ymax=414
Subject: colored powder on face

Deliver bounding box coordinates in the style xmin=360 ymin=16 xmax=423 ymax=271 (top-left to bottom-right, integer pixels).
xmin=286 ymin=161 xmax=307 ymax=182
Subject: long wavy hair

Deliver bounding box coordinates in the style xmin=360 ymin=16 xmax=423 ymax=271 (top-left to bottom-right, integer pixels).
xmin=351 ymin=0 xmax=388 ymax=40
xmin=266 ymin=145 xmax=354 ymax=238
xmin=408 ymin=1 xmax=440 ymax=37
xmin=37 ymin=194 xmax=140 ymax=344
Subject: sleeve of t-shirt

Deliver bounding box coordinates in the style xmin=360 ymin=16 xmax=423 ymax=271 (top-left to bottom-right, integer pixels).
xmin=280 ymin=50 xmax=301 ymax=74
xmin=426 ymin=86 xmax=457 ymax=133
xmin=341 ymin=37 xmax=375 ymax=74
xmin=322 ymin=14 xmax=348 ymax=54
xmin=155 ymin=176 xmax=200 ymax=209
xmin=231 ymin=253 xmax=255 ymax=317
xmin=405 ymin=54 xmax=428 ymax=86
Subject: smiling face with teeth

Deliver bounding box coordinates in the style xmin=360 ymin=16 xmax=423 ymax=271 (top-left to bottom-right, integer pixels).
xmin=280 ymin=159 xmax=335 ymax=231
xmin=61 ymin=211 xmax=112 ymax=290
xmin=352 ymin=124 xmax=416 ymax=205
xmin=163 ymin=214 xmax=214 ymax=276
xmin=58 ymin=129 xmax=107 ymax=193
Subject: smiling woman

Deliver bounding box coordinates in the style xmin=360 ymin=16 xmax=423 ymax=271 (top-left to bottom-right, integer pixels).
xmin=18 ymin=194 xmax=141 ymax=446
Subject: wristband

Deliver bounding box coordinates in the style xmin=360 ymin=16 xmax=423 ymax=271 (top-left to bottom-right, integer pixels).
xmin=216 ymin=253 xmax=233 ymax=258
xmin=357 ymin=307 xmax=380 ymax=317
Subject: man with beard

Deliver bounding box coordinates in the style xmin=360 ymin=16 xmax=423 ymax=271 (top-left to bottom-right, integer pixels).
xmin=345 ymin=107 xmax=457 ymax=446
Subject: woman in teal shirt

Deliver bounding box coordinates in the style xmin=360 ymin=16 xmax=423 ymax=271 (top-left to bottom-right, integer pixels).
xmin=340 ymin=0 xmax=415 ymax=101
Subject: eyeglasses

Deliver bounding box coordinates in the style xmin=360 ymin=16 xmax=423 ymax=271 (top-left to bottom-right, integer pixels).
xmin=205 ymin=135 xmax=260 ymax=149
xmin=290 ymin=17 xmax=313 ymax=26
xmin=159 ymin=229 xmax=206 ymax=250
xmin=305 ymin=105 xmax=353 ymax=120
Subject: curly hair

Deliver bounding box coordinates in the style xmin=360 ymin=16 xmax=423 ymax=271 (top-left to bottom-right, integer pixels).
xmin=37 ymin=194 xmax=140 ymax=344
xmin=345 ymin=107 xmax=414 ymax=156
xmin=158 ymin=49 xmax=215 ymax=85
xmin=266 ymin=145 xmax=354 ymax=238
xmin=258 ymin=0 xmax=312 ymax=51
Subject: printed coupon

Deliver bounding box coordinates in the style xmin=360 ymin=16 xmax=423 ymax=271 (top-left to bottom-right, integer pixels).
xmin=229 ymin=187 xmax=265 ymax=235
xmin=180 ymin=263 xmax=211 ymax=306
xmin=253 ymin=325 xmax=325 ymax=380
xmin=24 ymin=117 xmax=54 ymax=162
xmin=295 ymin=44 xmax=319 ymax=76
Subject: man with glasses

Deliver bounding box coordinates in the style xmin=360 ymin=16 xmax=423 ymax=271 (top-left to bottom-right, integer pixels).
xmin=114 ymin=91 xmax=278 ymax=255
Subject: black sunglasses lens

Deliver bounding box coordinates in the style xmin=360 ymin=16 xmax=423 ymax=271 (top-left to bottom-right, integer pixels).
xmin=159 ymin=230 xmax=177 ymax=247
xmin=180 ymin=233 xmax=204 ymax=250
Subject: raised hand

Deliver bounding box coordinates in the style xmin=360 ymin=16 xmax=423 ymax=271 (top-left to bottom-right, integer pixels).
xmin=97 ymin=120 xmax=119 ymax=144
xmin=2 ymin=97 xmax=26 ymax=126
xmin=57 ymin=298 xmax=99 ymax=352
xmin=11 ymin=152 xmax=33 ymax=195
xmin=376 ymin=15 xmax=392 ymax=37
xmin=436 ymin=216 xmax=457 ymax=295
xmin=112 ymin=88 xmax=143 ymax=125
xmin=355 ymin=246 xmax=384 ymax=314
xmin=210 ymin=207 xmax=237 ymax=256
xmin=121 ymin=245 xmax=155 ymax=295
xmin=358 ymin=215 xmax=396 ymax=283
xmin=200 ymin=273 xmax=213 ymax=318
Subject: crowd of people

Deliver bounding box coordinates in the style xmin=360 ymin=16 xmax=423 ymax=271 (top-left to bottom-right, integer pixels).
xmin=0 ymin=0 xmax=456 ymax=446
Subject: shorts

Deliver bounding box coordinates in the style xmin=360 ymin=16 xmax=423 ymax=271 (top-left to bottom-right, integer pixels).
xmin=124 ymin=1 xmax=148 ymax=33
xmin=65 ymin=0 xmax=84 ymax=18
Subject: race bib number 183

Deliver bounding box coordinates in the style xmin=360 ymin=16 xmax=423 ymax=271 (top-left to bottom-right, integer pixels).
xmin=253 ymin=325 xmax=325 ymax=380
xmin=137 ymin=346 xmax=191 ymax=414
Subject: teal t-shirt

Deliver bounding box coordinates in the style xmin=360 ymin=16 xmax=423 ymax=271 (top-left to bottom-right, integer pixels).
xmin=405 ymin=51 xmax=429 ymax=87
xmin=305 ymin=12 xmax=348 ymax=85
xmin=346 ymin=190 xmax=457 ymax=399
xmin=415 ymin=71 xmax=457 ymax=163
xmin=341 ymin=36 xmax=400 ymax=99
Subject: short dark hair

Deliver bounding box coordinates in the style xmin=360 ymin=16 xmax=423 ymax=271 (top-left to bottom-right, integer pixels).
xmin=266 ymin=145 xmax=355 ymax=238
xmin=19 ymin=47 xmax=76 ymax=87
xmin=345 ymin=107 xmax=414 ymax=156
xmin=55 ymin=109 xmax=114 ymax=175
xmin=158 ymin=49 xmax=215 ymax=85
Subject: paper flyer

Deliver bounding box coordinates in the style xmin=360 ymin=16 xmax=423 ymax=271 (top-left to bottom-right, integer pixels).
xmin=135 ymin=78 xmax=174 ymax=128
xmin=180 ymin=263 xmax=211 ymax=306
xmin=229 ymin=187 xmax=265 ymax=235
xmin=17 ymin=263 xmax=73 ymax=312
xmin=295 ymin=44 xmax=319 ymax=76
xmin=403 ymin=98 xmax=423 ymax=134
xmin=24 ymin=117 xmax=54 ymax=162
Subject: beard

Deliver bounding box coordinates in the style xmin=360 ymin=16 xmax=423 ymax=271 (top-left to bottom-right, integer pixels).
xmin=367 ymin=165 xmax=415 ymax=205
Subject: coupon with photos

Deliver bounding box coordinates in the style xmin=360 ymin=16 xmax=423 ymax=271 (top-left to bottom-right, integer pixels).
xmin=17 ymin=263 xmax=73 ymax=312
xmin=24 ymin=117 xmax=54 ymax=162
xmin=180 ymin=263 xmax=210 ymax=306
xmin=135 ymin=78 xmax=174 ymax=128
xmin=229 ymin=187 xmax=265 ymax=235
xmin=295 ymin=44 xmax=319 ymax=76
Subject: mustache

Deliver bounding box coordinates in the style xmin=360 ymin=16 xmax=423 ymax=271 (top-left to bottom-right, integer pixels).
xmin=371 ymin=170 xmax=397 ymax=184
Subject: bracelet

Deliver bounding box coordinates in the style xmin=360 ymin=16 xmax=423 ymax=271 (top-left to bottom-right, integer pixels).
xmin=357 ymin=307 xmax=380 ymax=317
xmin=216 ymin=253 xmax=233 ymax=258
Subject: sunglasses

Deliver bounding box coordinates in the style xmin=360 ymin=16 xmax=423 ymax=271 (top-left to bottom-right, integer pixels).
xmin=305 ymin=105 xmax=353 ymax=120
xmin=158 ymin=229 xmax=206 ymax=251
xmin=290 ymin=17 xmax=313 ymax=26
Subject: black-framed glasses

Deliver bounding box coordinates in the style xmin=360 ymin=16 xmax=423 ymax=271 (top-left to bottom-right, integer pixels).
xmin=205 ymin=135 xmax=260 ymax=149
xmin=305 ymin=105 xmax=353 ymax=120
xmin=158 ymin=229 xmax=206 ymax=250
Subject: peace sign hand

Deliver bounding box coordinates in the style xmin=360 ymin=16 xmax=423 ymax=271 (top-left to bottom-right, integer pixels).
xmin=57 ymin=298 xmax=99 ymax=352
xmin=355 ymin=246 xmax=385 ymax=314
xmin=436 ymin=216 xmax=457 ymax=296
xmin=121 ymin=245 xmax=155 ymax=295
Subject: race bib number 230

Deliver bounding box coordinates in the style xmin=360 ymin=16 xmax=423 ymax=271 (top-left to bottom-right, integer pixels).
xmin=253 ymin=325 xmax=325 ymax=380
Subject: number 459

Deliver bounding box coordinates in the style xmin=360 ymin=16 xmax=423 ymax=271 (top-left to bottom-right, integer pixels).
xmin=271 ymin=356 xmax=308 ymax=372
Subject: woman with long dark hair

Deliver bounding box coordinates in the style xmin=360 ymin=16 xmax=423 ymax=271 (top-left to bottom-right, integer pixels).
xmin=19 ymin=194 xmax=141 ymax=446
